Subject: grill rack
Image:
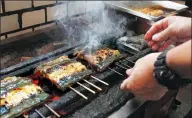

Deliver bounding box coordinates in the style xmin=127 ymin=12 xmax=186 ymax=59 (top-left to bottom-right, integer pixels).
xmin=0 ymin=41 xmax=152 ymax=118
xmin=31 ymin=48 xmax=152 ymax=118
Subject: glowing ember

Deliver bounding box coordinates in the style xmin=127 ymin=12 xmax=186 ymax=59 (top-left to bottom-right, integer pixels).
xmin=58 ymin=110 xmax=67 ymax=115
xmin=32 ymin=79 xmax=39 ymax=85
xmin=51 ymin=95 xmax=60 ymax=101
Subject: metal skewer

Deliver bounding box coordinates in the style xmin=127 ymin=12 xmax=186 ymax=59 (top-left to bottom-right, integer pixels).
xmin=44 ymin=104 xmax=60 ymax=117
xmin=115 ymin=63 xmax=128 ymax=70
xmin=119 ymin=62 xmax=131 ymax=68
xmin=83 ymin=79 xmax=102 ymax=91
xmin=35 ymin=109 xmax=46 ymax=118
xmin=77 ymin=82 xmax=96 ymax=94
xmin=107 ymin=67 xmax=123 ymax=76
xmin=90 ymin=75 xmax=109 ymax=86
xmin=125 ymin=59 xmax=135 ymax=64
xmin=68 ymin=86 xmax=88 ymax=100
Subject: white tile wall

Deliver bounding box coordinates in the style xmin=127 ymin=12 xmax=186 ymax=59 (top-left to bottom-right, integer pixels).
xmin=5 ymin=1 xmax=32 ymax=12
xmin=34 ymin=1 xmax=56 ymax=7
xmin=22 ymin=9 xmax=45 ymax=27
xmin=1 ymin=14 xmax=19 ymax=33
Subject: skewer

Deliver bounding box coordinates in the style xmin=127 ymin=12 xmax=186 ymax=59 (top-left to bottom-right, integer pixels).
xmin=107 ymin=67 xmax=123 ymax=76
xmin=115 ymin=63 xmax=128 ymax=70
xmin=35 ymin=109 xmax=46 ymax=118
xmin=44 ymin=104 xmax=60 ymax=118
xmin=125 ymin=59 xmax=135 ymax=64
xmin=90 ymin=75 xmax=109 ymax=86
xmin=119 ymin=62 xmax=131 ymax=68
xmin=83 ymin=79 xmax=102 ymax=91
xmin=77 ymin=82 xmax=96 ymax=94
xmin=68 ymin=86 xmax=88 ymax=100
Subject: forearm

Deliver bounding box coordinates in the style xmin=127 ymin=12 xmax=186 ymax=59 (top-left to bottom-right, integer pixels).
xmin=166 ymin=40 xmax=192 ymax=78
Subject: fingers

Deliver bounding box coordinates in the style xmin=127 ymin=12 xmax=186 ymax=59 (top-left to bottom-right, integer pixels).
xmin=121 ymin=68 xmax=134 ymax=90
xmin=148 ymin=40 xmax=155 ymax=47
xmin=158 ymin=39 xmax=173 ymax=51
xmin=151 ymin=41 xmax=163 ymax=51
xmin=126 ymin=68 xmax=133 ymax=76
xmin=120 ymin=77 xmax=132 ymax=91
xmin=145 ymin=18 xmax=168 ymax=41
xmin=152 ymin=26 xmax=173 ymax=42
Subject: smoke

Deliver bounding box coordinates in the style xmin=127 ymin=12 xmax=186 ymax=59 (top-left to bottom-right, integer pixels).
xmin=54 ymin=1 xmax=129 ymax=52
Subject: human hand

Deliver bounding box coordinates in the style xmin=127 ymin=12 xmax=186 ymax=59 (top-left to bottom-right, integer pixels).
xmin=145 ymin=16 xmax=191 ymax=51
xmin=120 ymin=53 xmax=168 ymax=100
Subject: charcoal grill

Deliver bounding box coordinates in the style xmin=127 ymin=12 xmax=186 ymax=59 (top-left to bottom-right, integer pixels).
xmin=0 ymin=7 xmax=178 ymax=118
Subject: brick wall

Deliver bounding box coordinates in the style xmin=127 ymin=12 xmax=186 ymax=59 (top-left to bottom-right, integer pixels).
xmin=0 ymin=1 xmax=101 ymax=40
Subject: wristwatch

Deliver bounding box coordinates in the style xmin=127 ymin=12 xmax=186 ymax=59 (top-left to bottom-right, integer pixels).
xmin=153 ymin=51 xmax=191 ymax=90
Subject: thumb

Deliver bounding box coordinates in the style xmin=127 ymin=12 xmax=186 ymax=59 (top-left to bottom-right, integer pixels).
xmin=120 ymin=77 xmax=132 ymax=91
xmin=152 ymin=26 xmax=173 ymax=42
xmin=126 ymin=68 xmax=133 ymax=76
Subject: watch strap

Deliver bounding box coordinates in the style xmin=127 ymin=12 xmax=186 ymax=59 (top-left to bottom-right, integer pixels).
xmin=154 ymin=51 xmax=191 ymax=89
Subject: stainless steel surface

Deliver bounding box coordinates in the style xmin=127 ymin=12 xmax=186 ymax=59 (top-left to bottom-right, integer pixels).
xmin=108 ymin=97 xmax=145 ymax=118
xmin=105 ymin=1 xmax=188 ymax=21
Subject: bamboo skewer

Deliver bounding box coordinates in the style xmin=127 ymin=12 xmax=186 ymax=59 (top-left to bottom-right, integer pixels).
xmin=115 ymin=63 xmax=128 ymax=70
xmin=77 ymin=82 xmax=96 ymax=94
xmin=83 ymin=79 xmax=102 ymax=91
xmin=107 ymin=67 xmax=123 ymax=76
xmin=35 ymin=109 xmax=46 ymax=118
xmin=44 ymin=104 xmax=60 ymax=117
xmin=90 ymin=76 xmax=109 ymax=86
xmin=68 ymin=86 xmax=88 ymax=100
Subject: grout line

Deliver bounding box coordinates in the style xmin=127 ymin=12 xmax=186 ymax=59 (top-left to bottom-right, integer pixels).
xmin=44 ymin=8 xmax=47 ymax=23
xmin=0 ymin=3 xmax=60 ymax=17
xmin=1 ymin=0 xmax=5 ymax=13
xmin=0 ymin=21 xmax=55 ymax=36
xmin=18 ymin=12 xmax=23 ymax=29
xmin=31 ymin=0 xmax=34 ymax=8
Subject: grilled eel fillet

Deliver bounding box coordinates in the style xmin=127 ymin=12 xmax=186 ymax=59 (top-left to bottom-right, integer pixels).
xmin=77 ymin=48 xmax=124 ymax=72
xmin=34 ymin=56 xmax=70 ymax=78
xmin=0 ymin=76 xmax=49 ymax=118
xmin=35 ymin=56 xmax=92 ymax=91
